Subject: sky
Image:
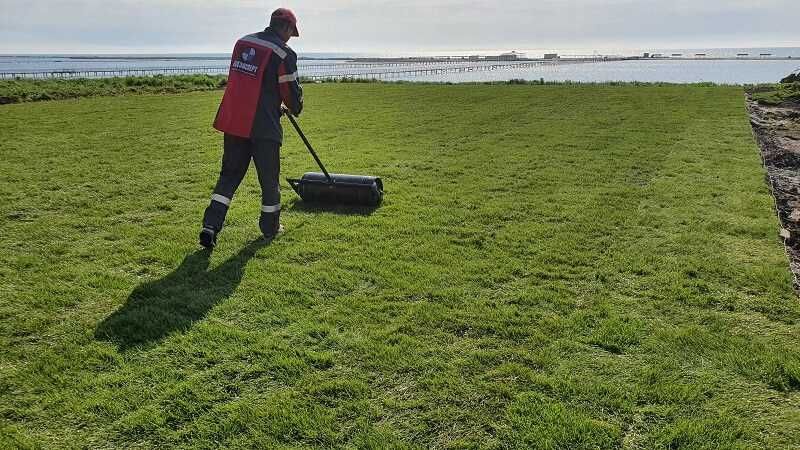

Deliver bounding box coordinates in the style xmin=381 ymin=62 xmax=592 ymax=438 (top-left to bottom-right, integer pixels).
xmin=1 ymin=0 xmax=799 ymax=55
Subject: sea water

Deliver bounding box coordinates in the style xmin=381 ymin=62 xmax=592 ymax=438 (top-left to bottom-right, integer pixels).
xmin=1 ymin=48 xmax=798 ymax=84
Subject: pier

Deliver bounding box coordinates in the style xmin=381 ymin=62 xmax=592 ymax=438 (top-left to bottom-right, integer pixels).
xmin=302 ymin=57 xmax=620 ymax=81
xmin=0 ymin=66 xmax=230 ymax=79
xmin=0 ymin=55 xmax=797 ymax=81
xmin=0 ymin=56 xmax=621 ymax=80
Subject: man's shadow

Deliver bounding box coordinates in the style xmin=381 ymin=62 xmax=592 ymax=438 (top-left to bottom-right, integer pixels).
xmin=96 ymin=240 xmax=265 ymax=351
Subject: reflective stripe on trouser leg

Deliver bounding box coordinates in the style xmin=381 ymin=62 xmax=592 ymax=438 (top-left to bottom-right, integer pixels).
xmin=261 ymin=204 xmax=280 ymax=213
xmin=211 ymin=194 xmax=232 ymax=207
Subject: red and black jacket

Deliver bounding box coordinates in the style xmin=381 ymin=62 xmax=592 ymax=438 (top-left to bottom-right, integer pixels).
xmin=214 ymin=28 xmax=303 ymax=143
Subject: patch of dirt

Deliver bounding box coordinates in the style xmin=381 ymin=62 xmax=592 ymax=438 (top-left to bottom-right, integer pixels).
xmin=748 ymin=97 xmax=800 ymax=292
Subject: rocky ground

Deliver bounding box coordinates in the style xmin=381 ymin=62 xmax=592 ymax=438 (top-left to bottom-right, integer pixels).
xmin=748 ymin=96 xmax=800 ymax=291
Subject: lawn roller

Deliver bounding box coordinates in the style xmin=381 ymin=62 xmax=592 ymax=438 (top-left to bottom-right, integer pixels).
xmin=285 ymin=111 xmax=383 ymax=207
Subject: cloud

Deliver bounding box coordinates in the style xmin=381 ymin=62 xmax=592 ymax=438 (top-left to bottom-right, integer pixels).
xmin=1 ymin=0 xmax=798 ymax=53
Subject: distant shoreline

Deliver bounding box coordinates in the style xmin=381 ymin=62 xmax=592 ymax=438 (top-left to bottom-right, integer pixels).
xmin=2 ymin=46 xmax=800 ymax=60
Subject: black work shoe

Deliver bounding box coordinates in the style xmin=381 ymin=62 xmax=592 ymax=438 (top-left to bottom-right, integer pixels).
xmin=199 ymin=227 xmax=217 ymax=249
xmin=259 ymin=211 xmax=281 ymax=238
xmin=263 ymin=224 xmax=285 ymax=242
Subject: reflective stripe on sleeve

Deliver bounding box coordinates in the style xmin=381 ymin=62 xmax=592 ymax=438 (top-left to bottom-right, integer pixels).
xmin=261 ymin=204 xmax=281 ymax=213
xmin=278 ymin=72 xmax=298 ymax=83
xmin=241 ymin=35 xmax=288 ymax=59
xmin=211 ymin=194 xmax=232 ymax=207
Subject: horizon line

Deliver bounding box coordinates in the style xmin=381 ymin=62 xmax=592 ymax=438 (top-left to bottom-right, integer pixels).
xmin=3 ymin=45 xmax=800 ymax=57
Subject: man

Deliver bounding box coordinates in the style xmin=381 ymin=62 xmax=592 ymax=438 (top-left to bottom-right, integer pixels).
xmin=200 ymin=8 xmax=304 ymax=248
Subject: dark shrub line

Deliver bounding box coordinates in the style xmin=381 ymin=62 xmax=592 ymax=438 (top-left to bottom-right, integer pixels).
xmin=0 ymin=73 xmax=754 ymax=105
xmin=0 ymin=74 xmax=228 ymax=104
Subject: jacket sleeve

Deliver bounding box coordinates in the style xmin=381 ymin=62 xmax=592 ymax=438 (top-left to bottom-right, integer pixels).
xmin=278 ymin=49 xmax=303 ymax=116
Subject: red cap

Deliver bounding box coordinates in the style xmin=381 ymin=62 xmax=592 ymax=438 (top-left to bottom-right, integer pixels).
xmin=271 ymin=8 xmax=299 ymax=37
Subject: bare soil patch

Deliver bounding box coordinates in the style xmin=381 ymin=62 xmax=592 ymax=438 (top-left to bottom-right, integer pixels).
xmin=748 ymin=98 xmax=800 ymax=291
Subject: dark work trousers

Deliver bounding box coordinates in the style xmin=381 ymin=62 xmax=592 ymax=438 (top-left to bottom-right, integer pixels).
xmin=202 ymin=134 xmax=281 ymax=237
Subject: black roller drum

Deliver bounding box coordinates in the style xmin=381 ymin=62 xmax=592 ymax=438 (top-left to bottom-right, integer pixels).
xmin=283 ymin=110 xmax=384 ymax=208
xmin=288 ymin=173 xmax=383 ymax=207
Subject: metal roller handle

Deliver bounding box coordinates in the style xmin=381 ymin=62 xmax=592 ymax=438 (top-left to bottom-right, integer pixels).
xmin=283 ymin=107 xmax=333 ymax=184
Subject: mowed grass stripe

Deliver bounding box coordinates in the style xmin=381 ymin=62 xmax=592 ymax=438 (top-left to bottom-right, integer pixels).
xmin=0 ymin=85 xmax=798 ymax=448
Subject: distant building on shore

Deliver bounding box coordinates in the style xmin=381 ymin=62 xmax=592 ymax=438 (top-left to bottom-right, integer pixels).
xmin=499 ymin=51 xmax=524 ymax=61
xmin=544 ymin=53 xmax=559 ymax=60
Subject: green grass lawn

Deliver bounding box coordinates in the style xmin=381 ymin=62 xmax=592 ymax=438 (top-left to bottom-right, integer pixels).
xmin=1 ymin=84 xmax=798 ymax=449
